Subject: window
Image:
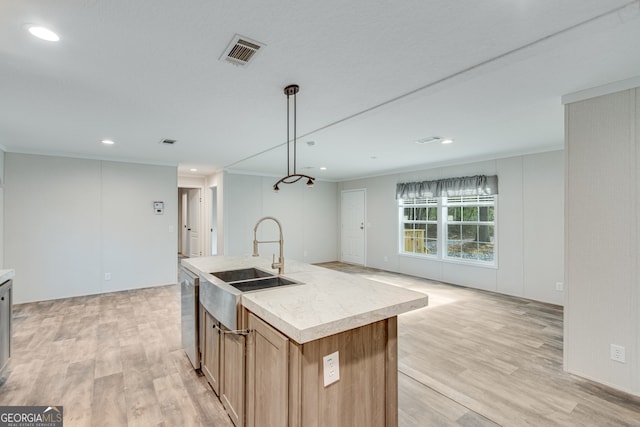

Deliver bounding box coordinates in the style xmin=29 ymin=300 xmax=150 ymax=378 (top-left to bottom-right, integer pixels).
xmin=443 ymin=195 xmax=495 ymax=262
xmin=399 ymin=198 xmax=438 ymax=255
xmin=399 ymin=195 xmax=497 ymax=265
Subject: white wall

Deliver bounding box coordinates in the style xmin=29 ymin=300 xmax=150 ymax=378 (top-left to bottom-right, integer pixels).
xmin=5 ymin=153 xmax=178 ymax=303
xmin=223 ymin=172 xmax=338 ymax=264
xmin=565 ymin=87 xmax=640 ymax=396
xmin=339 ymin=150 xmax=565 ymax=306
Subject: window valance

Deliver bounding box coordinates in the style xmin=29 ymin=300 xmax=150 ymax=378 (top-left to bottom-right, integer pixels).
xmin=396 ymin=175 xmax=498 ymax=199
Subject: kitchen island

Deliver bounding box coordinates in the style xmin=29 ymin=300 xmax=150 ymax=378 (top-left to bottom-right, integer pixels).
xmin=182 ymin=256 xmax=428 ymax=427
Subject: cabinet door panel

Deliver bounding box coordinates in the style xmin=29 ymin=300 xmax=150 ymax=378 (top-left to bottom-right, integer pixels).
xmin=247 ymin=313 xmax=289 ymax=427
xmin=201 ymin=309 xmax=221 ymax=395
xmin=222 ymin=331 xmax=245 ymax=427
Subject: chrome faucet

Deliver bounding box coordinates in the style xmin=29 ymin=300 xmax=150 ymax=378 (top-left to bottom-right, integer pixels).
xmin=252 ymin=216 xmax=284 ymax=275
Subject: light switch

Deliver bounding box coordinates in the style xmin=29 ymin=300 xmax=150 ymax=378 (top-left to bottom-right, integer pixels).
xmin=323 ymin=351 xmax=340 ymax=387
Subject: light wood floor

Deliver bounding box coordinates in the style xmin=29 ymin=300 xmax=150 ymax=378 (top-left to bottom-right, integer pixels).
xmin=319 ymin=262 xmax=640 ymax=427
xmin=2 ymin=263 xmax=640 ymax=426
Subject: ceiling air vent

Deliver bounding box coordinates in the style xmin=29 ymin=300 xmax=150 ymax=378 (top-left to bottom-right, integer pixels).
xmin=220 ymin=35 xmax=265 ymax=67
xmin=159 ymin=138 xmax=177 ymax=145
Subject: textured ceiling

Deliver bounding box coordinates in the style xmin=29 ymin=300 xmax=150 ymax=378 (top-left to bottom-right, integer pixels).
xmin=1 ymin=0 xmax=640 ymax=181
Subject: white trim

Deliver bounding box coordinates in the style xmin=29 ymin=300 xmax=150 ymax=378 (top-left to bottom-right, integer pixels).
xmin=562 ymin=75 xmax=640 ymax=105
xmin=4 ymin=147 xmax=178 ymax=168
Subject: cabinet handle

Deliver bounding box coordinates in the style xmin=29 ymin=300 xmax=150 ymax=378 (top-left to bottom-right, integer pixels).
xmin=212 ymin=324 xmax=252 ymax=336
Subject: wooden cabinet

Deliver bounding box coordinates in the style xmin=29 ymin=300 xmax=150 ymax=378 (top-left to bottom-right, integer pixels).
xmin=244 ymin=310 xmax=398 ymax=427
xmin=201 ymin=307 xmax=221 ymax=396
xmin=221 ymin=331 xmax=246 ymax=427
xmin=246 ymin=313 xmax=289 ymax=427
xmin=200 ymin=304 xmax=398 ymax=427
xmin=200 ymin=304 xmax=247 ymax=426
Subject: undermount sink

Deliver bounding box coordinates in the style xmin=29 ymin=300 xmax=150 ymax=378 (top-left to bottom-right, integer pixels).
xmin=211 ymin=268 xmax=273 ymax=283
xmin=210 ymin=267 xmax=298 ymax=292
xmin=229 ymin=276 xmax=296 ymax=292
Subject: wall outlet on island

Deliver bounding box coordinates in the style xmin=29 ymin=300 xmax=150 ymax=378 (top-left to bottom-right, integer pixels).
xmin=104 ymin=272 xmax=112 ymax=281
xmin=555 ymin=282 xmax=564 ymax=291
xmin=323 ymin=351 xmax=340 ymax=387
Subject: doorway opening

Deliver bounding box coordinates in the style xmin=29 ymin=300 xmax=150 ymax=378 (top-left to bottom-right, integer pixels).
xmin=178 ymin=187 xmax=202 ymax=258
xmin=210 ymin=186 xmax=218 ymax=256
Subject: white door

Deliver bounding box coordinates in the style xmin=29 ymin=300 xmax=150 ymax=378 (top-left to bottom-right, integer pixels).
xmin=341 ymin=189 xmax=366 ymax=265
xmin=188 ymin=188 xmax=201 ymax=257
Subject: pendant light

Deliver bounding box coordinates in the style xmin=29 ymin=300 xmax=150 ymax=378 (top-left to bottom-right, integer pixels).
xmin=273 ymin=84 xmax=315 ymax=192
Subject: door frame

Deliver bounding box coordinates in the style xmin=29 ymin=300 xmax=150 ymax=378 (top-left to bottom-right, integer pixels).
xmin=340 ymin=188 xmax=367 ymax=266
xmin=210 ymin=185 xmax=218 ymax=256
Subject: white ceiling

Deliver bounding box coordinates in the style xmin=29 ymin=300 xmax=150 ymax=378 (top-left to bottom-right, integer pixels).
xmin=2 ymin=1 xmax=640 ymax=181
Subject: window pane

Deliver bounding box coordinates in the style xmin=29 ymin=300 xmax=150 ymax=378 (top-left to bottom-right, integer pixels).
xmin=462 ymin=224 xmax=477 ymax=240
xmin=426 ymin=239 xmax=437 ymax=255
xmin=447 ymin=224 xmax=460 ymax=240
xmin=403 ymin=237 xmax=414 ymax=252
xmin=403 ymin=224 xmax=414 ymax=253
xmin=478 ymin=243 xmax=494 ymax=261
xmin=447 ymin=241 xmax=461 ymax=257
xmin=448 ymin=207 xmax=461 ymax=221
xmin=416 ymin=207 xmax=427 ymax=220
xmin=447 ymin=224 xmax=461 ymax=257
xmin=428 ymin=207 xmax=437 ymax=221
xmin=462 ymin=241 xmax=479 ymax=260
xmin=478 ymin=225 xmax=494 ymax=243
xmin=427 ymin=224 xmax=438 ymax=239
xmin=463 ymin=206 xmax=478 ymax=221
xmin=404 ymin=207 xmax=414 ymax=220
xmin=479 ymin=206 xmax=494 ymax=221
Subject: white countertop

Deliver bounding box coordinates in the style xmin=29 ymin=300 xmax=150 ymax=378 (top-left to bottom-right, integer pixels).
xmin=182 ymin=256 xmax=428 ymax=344
xmin=0 ymin=269 xmax=15 ymax=284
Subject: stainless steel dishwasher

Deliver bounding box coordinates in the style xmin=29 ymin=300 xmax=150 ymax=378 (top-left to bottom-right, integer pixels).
xmin=180 ymin=267 xmax=200 ymax=370
xmin=0 ymin=279 xmax=12 ymax=378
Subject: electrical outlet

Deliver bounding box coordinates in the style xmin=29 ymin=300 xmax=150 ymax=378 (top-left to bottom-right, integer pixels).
xmin=104 ymin=273 xmax=111 ymax=281
xmin=610 ymin=344 xmax=626 ymax=363
xmin=323 ymin=351 xmax=340 ymax=387
xmin=555 ymin=282 xmax=564 ymax=291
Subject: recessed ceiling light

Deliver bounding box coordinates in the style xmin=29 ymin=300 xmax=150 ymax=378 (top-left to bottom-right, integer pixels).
xmin=27 ymin=26 xmax=60 ymax=42
xmin=190 ymin=168 xmax=198 ymax=172
xmin=370 ymin=156 xmax=378 ymax=160
xmin=441 ymin=139 xmax=454 ymax=144
xmin=101 ymin=139 xmax=115 ymax=145
xmin=320 ymin=167 xmax=327 ymax=171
